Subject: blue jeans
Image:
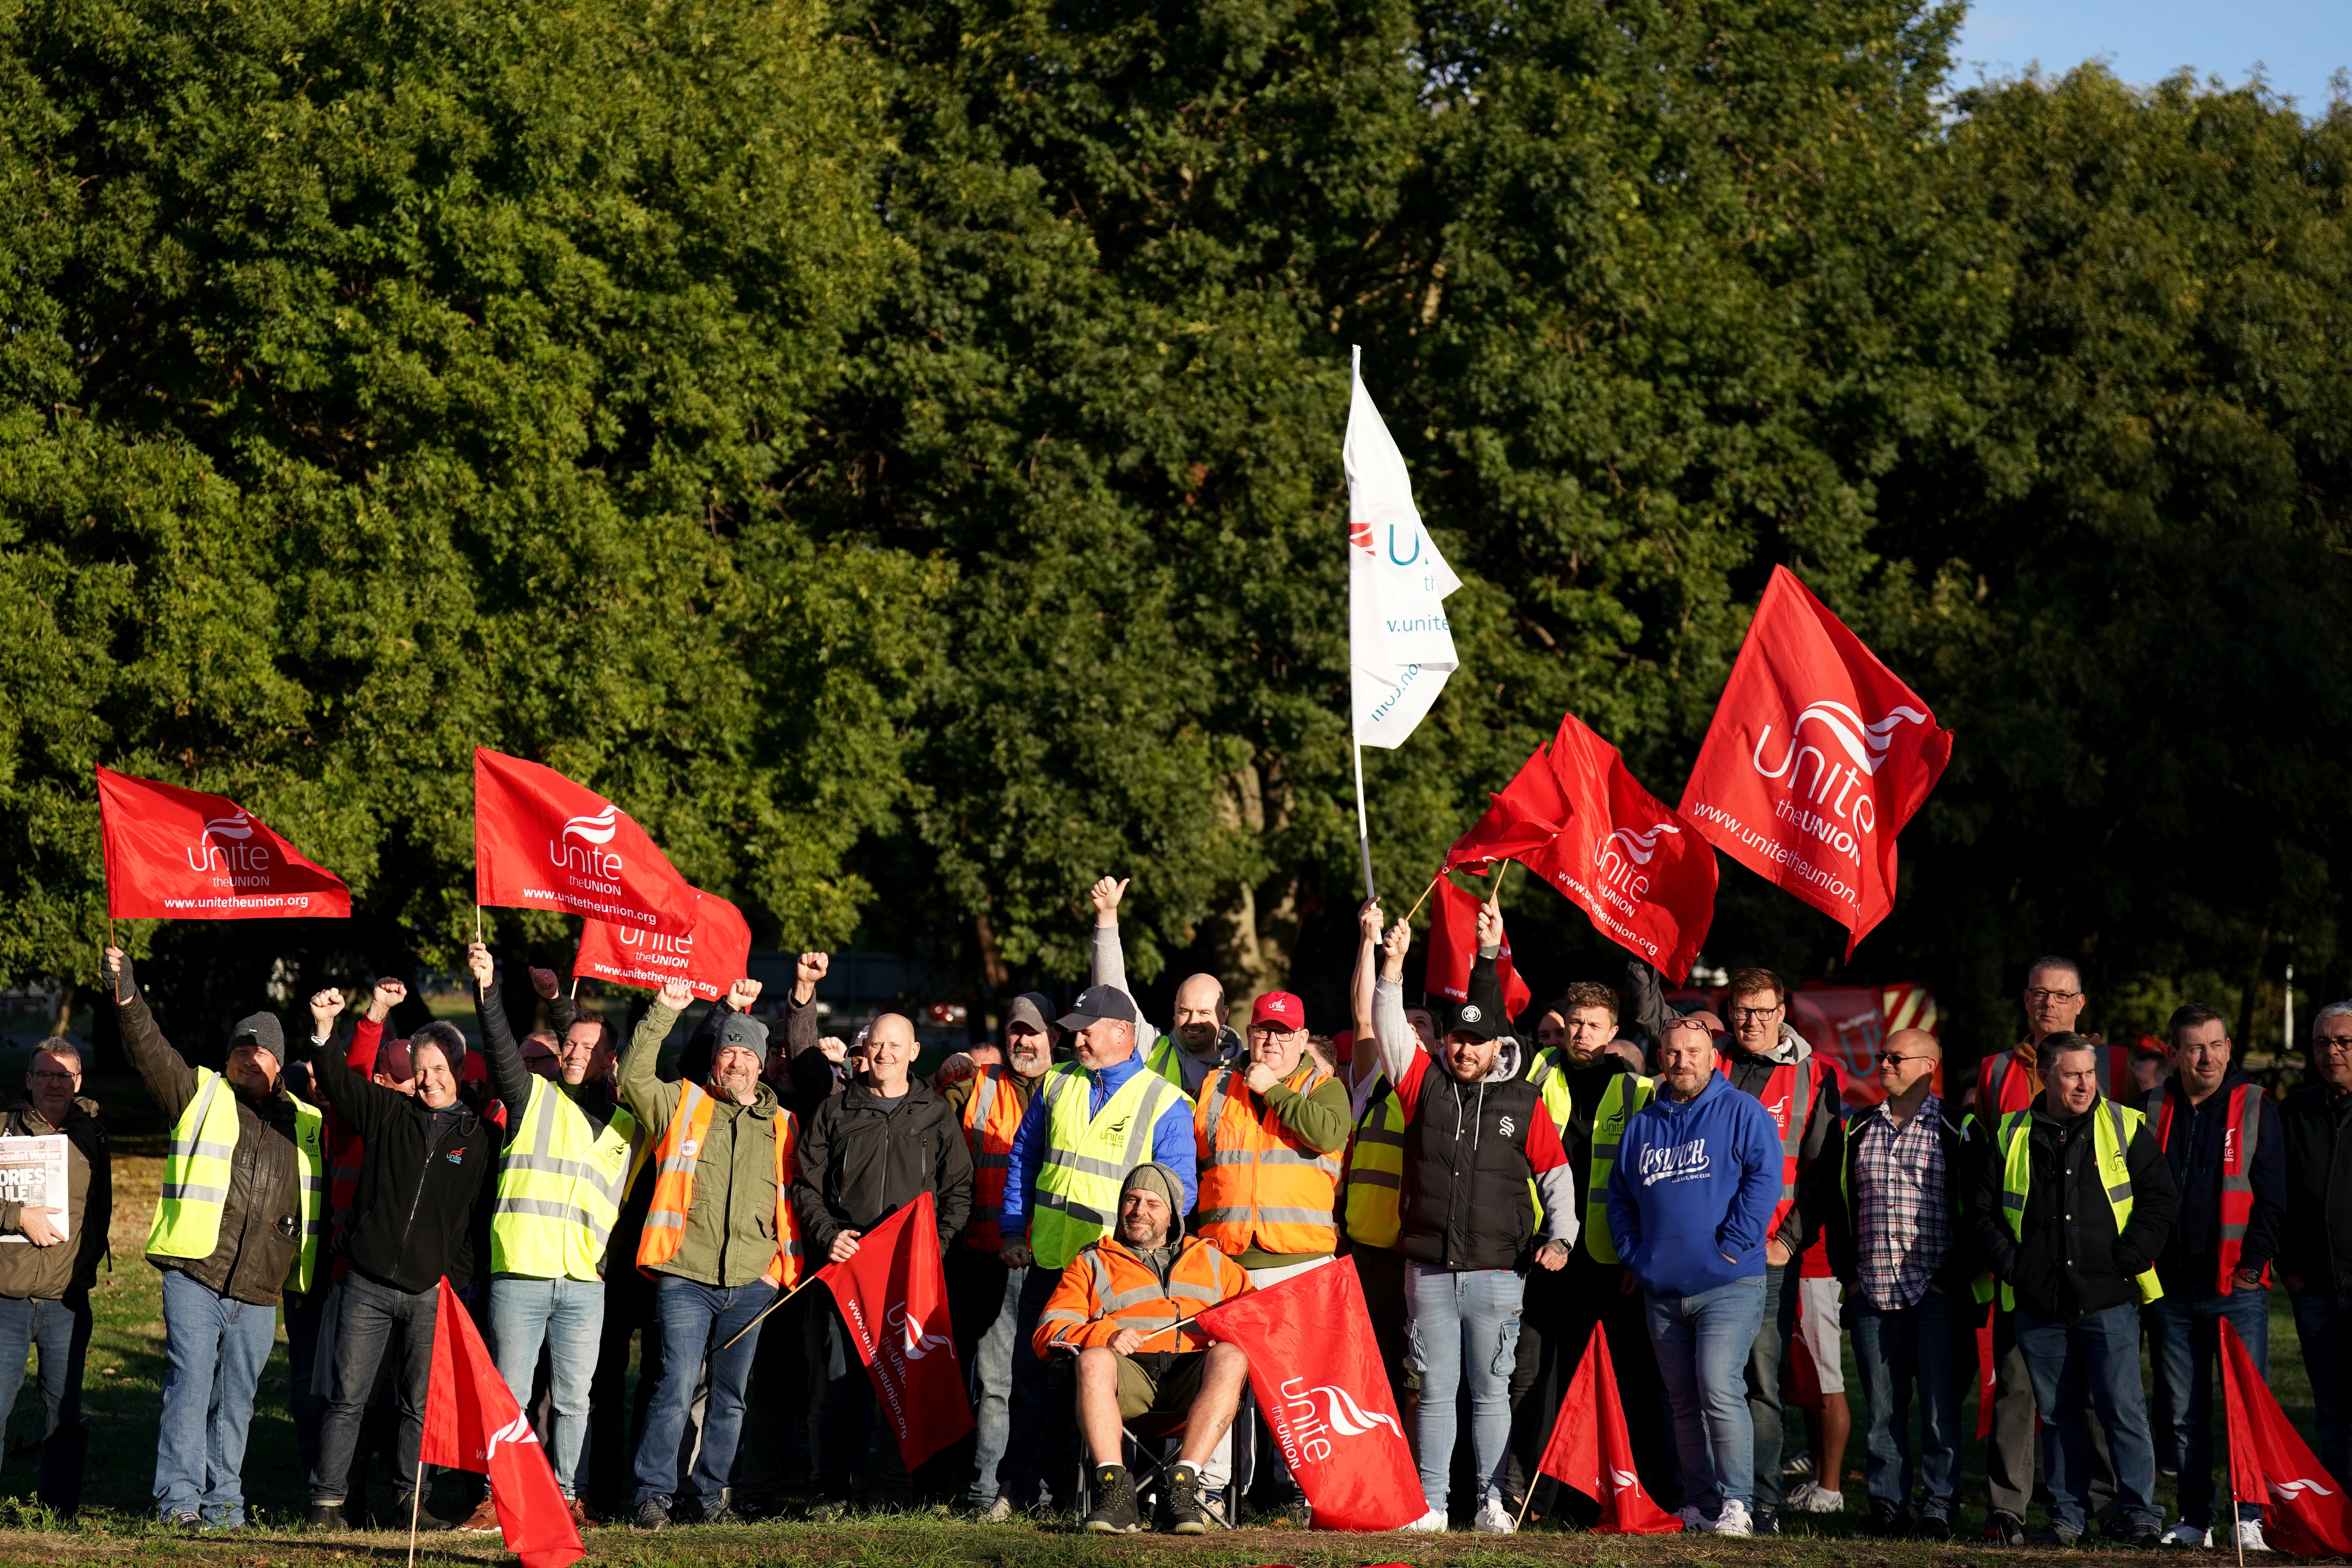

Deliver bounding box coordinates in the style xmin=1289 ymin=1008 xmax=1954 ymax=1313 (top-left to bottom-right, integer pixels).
xmin=633 ymin=1276 xmax=775 ymax=1511
xmin=2013 ymin=1301 xmax=2161 ymax=1532
xmin=1646 ymin=1276 xmax=1768 ymax=1518
xmin=0 ymin=1294 xmax=79 ymax=1483
xmin=2149 ymin=1285 xmax=2268 ymax=1527
xmin=1849 ymin=1288 xmax=1967 ymax=1517
xmin=2291 ymin=1287 xmax=2352 ymax=1487
xmin=154 ymin=1268 xmax=279 ymax=1526
xmin=490 ymin=1276 xmax=605 ymax=1501
xmin=1405 ymin=1262 xmax=1525 ymax=1513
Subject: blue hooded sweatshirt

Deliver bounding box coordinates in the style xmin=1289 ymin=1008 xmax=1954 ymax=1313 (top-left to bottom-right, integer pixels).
xmin=1607 ymin=1067 xmax=1784 ymax=1297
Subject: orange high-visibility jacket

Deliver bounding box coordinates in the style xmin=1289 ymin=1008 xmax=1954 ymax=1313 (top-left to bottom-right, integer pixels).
xmin=638 ymin=1081 xmax=804 ymax=1289
xmin=959 ymin=1065 xmax=1030 ymax=1252
xmin=1191 ymin=1060 xmax=1344 ymax=1259
xmin=1033 ymin=1234 xmax=1252 ymax=1360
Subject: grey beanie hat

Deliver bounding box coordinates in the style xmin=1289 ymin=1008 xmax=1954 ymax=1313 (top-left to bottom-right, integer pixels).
xmin=716 ymin=1012 xmax=769 ymax=1054
xmin=1119 ymin=1161 xmax=1188 ymax=1242
xmin=230 ymin=1011 xmax=286 ymax=1063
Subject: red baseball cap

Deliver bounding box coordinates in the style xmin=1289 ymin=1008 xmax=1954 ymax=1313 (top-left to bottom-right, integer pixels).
xmin=1249 ymin=991 xmax=1306 ymax=1031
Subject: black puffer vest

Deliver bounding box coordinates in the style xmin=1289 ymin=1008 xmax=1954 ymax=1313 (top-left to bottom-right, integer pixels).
xmin=1398 ymin=1041 xmax=1546 ymax=1271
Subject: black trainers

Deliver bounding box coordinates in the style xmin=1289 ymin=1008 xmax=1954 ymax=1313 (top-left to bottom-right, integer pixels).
xmin=397 ymin=1494 xmax=454 ymax=1532
xmin=632 ymin=1497 xmax=671 ymax=1532
xmin=304 ymin=1503 xmax=347 ymax=1532
xmin=1083 ymin=1464 xmax=1141 ymax=1534
xmin=1754 ymin=1506 xmax=1781 ymax=1536
xmin=1917 ymin=1510 xmax=1955 ymax=1541
xmin=1987 ymin=1510 xmax=2028 ymax=1546
xmin=1160 ymin=1462 xmax=1209 ymax=1535
xmin=1869 ymin=1500 xmax=1911 ymax=1538
xmin=2030 ymin=1523 xmax=2084 ymax=1548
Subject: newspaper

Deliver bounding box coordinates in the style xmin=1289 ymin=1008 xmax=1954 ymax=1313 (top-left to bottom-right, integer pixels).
xmin=0 ymin=1134 xmax=69 ymax=1243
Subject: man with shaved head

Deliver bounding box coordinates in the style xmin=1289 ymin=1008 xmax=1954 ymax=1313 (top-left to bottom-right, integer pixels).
xmin=791 ymin=1008 xmax=973 ymax=1512
xmin=1835 ymin=1028 xmax=1976 ymax=1539
xmin=1087 ymin=877 xmax=1242 ymax=1094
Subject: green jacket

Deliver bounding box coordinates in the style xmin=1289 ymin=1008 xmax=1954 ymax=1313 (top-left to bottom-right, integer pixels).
xmin=619 ymin=1000 xmax=794 ymax=1289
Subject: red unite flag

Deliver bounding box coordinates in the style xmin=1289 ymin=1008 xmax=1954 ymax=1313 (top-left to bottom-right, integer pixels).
xmin=1443 ymin=743 xmax=1568 ymax=874
xmin=419 ymin=1279 xmax=583 ymax=1568
xmin=1532 ymin=713 xmax=1717 ymax=984
xmin=1535 ymin=1324 xmax=1682 ymax=1533
xmin=96 ymin=767 xmax=352 ymax=920
xmin=818 ymin=1191 xmax=974 ymax=1470
xmin=1194 ymin=1257 xmax=1423 ymax=1531
xmin=1425 ymin=875 xmax=1533 ymax=1019
xmin=2220 ymin=1318 xmax=2352 ymax=1555
xmin=1677 ymin=568 xmax=1952 ymax=956
xmin=573 ymin=890 xmax=752 ymax=1001
xmin=473 ymin=748 xmax=700 ymax=938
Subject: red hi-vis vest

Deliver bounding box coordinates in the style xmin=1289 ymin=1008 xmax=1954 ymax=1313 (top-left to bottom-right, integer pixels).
xmin=638 ymin=1082 xmax=803 ymax=1289
xmin=960 ymin=1066 xmax=1029 ymax=1253
xmin=2147 ymin=1081 xmax=2270 ymax=1296
xmin=1719 ymin=1054 xmax=1818 ymax=1238
xmin=1978 ymin=1043 xmax=2131 ymax=1116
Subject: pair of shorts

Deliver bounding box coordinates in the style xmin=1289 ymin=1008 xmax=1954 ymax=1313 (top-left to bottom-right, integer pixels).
xmin=1792 ymin=1275 xmax=1846 ymax=1396
xmin=1114 ymin=1350 xmax=1209 ymax=1419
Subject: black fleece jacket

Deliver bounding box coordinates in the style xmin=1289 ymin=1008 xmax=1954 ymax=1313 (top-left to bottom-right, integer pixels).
xmin=791 ymin=1080 xmax=973 ymax=1256
xmin=310 ymin=1041 xmax=499 ymax=1293
xmin=1970 ymin=1094 xmax=2178 ymax=1319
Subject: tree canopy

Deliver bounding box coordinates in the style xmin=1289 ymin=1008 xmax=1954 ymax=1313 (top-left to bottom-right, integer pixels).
xmin=3 ymin=0 xmax=2345 ymax=1065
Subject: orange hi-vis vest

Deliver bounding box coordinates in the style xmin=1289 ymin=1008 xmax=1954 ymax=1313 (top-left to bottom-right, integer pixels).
xmin=1192 ymin=1059 xmax=1343 ymax=1259
xmin=1033 ymin=1233 xmax=1253 ymax=1360
xmin=2147 ymin=1080 xmax=2270 ymax=1295
xmin=1978 ymin=1042 xmax=2131 ymax=1117
xmin=637 ymin=1082 xmax=804 ymax=1289
xmin=960 ymin=1065 xmax=1030 ymax=1253
xmin=1720 ymin=1054 xmax=1818 ymax=1238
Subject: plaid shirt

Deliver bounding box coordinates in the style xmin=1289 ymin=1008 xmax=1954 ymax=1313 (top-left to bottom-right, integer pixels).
xmin=1853 ymin=1093 xmax=1951 ymax=1311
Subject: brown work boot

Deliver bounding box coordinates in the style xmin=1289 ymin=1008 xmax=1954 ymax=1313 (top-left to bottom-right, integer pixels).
xmin=458 ymin=1496 xmax=501 ymax=1534
xmin=567 ymin=1496 xmax=599 ymax=1532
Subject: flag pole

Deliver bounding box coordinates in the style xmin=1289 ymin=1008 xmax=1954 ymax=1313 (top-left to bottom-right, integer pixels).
xmin=719 ymin=1269 xmax=823 ymax=1352
xmin=1402 ymin=869 xmax=1443 ymax=926
xmin=1352 ymin=740 xmax=1377 ymax=901
xmin=406 ymin=1473 xmax=424 ymax=1568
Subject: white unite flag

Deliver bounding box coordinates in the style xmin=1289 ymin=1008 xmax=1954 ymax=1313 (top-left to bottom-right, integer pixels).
xmin=1346 ymin=347 xmax=1461 ymax=748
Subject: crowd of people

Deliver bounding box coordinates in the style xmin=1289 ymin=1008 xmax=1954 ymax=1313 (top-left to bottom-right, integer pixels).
xmin=9 ymin=883 xmax=2347 ymax=1544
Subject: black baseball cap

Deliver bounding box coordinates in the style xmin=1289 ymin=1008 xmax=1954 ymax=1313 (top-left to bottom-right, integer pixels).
xmin=1445 ymin=996 xmax=1503 ymax=1042
xmin=1057 ymin=985 xmax=1140 ymax=1032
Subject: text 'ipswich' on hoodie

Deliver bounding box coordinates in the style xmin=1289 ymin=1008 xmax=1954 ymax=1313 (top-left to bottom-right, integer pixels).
xmin=1606 ymin=1068 xmax=1784 ymax=1298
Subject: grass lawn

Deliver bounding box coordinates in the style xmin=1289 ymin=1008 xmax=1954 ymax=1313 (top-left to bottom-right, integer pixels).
xmin=0 ymin=1074 xmax=2328 ymax=1565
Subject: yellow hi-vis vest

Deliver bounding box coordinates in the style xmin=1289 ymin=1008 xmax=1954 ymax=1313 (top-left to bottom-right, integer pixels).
xmin=149 ymin=1067 xmax=327 ymax=1295
xmin=1523 ymin=1049 xmax=1655 ymax=1263
xmin=1030 ymin=1062 xmax=1187 ymax=1272
xmin=1994 ymin=1099 xmax=2163 ymax=1310
xmin=1342 ymin=1077 xmax=1406 ymax=1249
xmin=490 ymin=1077 xmax=644 ymax=1281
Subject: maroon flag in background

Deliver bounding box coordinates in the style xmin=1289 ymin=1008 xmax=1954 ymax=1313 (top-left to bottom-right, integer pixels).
xmin=1194 ymin=1258 xmax=1423 ymax=1531
xmin=818 ymin=1191 xmax=974 ymax=1471
xmin=1443 ymin=744 xmax=1568 ymax=874
xmin=1532 ymin=713 xmax=1717 ymax=983
xmin=1535 ymin=1324 xmax=1682 ymax=1534
xmin=419 ymin=1279 xmax=583 ymax=1568
xmin=473 ymin=748 xmax=700 ymax=938
xmin=1678 ymin=568 xmax=1952 ymax=956
xmin=1425 ymin=875 xmax=1532 ymax=1020
xmin=2220 ymin=1318 xmax=2352 ymax=1555
xmin=96 ymin=766 xmax=351 ymax=920
xmin=573 ymin=890 xmax=752 ymax=1000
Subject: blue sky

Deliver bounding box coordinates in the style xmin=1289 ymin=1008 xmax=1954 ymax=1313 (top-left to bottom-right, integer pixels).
xmin=1951 ymin=0 xmax=2349 ymax=113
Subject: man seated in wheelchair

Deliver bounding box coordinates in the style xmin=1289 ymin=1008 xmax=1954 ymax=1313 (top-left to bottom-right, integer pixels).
xmin=1033 ymin=1161 xmax=1254 ymax=1533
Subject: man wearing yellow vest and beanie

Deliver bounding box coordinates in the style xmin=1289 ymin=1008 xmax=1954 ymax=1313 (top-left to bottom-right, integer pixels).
xmin=1969 ymin=1033 xmax=2177 ymax=1548
xmin=107 ymin=946 xmax=323 ymax=1532
xmin=457 ymin=943 xmax=638 ymax=1535
xmin=619 ymin=976 xmax=803 ymax=1531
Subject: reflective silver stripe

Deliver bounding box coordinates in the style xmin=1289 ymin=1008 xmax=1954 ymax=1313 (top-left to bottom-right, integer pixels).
xmin=1207 ymin=1205 xmax=1332 ymax=1225
xmin=1193 ymin=1207 xmax=1253 ymax=1224
xmin=1252 ymin=1148 xmax=1341 ymax=1172
xmin=1035 ymin=1191 xmax=1110 ymax=1227
xmin=1164 ymin=1279 xmax=1222 ymax=1304
xmin=1086 ymin=1250 xmax=1114 ymax=1305
xmin=161 ymin=1183 xmax=228 ymax=1203
xmin=1204 ymin=1150 xmax=1256 ymax=1167
xmin=1204 ymin=1071 xmax=1232 ymax=1133
xmin=1043 ymin=1148 xmax=1133 ymax=1180
xmin=1040 ymin=1309 xmax=1089 ymax=1325
xmin=643 ymin=1210 xmax=685 ymax=1231
xmin=189 ymin=1140 xmax=237 ymax=1160
xmin=2002 ymin=1192 xmax=2026 ymax=1211
xmin=968 ymin=1067 xmax=1001 ymax=1151
xmin=494 ymin=1197 xmax=589 ymax=1220
xmin=2106 ymin=1183 xmax=2134 ymax=1204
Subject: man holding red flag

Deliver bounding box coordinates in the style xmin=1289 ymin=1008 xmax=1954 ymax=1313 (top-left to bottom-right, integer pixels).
xmin=1036 ymin=1163 xmax=1254 ymax=1534
xmin=791 ymin=1011 xmax=972 ymax=1512
xmin=1677 ymin=566 xmax=1951 ymax=956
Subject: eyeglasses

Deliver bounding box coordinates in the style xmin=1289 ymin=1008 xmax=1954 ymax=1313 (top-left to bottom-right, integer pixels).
xmin=1877 ymin=1053 xmax=1934 ymax=1068
xmin=2025 ymin=989 xmax=2082 ymax=1005
xmin=27 ymin=1070 xmax=78 ymax=1083
xmin=2314 ymin=1036 xmax=2352 ymax=1055
xmin=1730 ymin=1005 xmax=1782 ymax=1024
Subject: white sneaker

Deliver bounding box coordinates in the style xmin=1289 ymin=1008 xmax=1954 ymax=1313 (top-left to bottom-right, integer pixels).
xmin=1401 ymin=1506 xmax=1448 ymax=1532
xmin=2160 ymin=1519 xmax=2212 ymax=1548
xmin=1473 ymin=1498 xmax=1516 ymax=1535
xmin=2238 ymin=1521 xmax=2271 ymax=1553
xmin=1791 ymin=1481 xmax=1846 ymax=1513
xmin=1678 ymin=1505 xmax=1714 ymax=1534
xmin=1715 ymin=1498 xmax=1755 ymax=1538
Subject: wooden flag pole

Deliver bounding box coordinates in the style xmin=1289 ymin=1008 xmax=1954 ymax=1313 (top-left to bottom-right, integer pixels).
xmin=406 ymin=1472 xmax=424 ymax=1568
xmin=1402 ymin=869 xmax=1443 ymax=926
xmin=719 ymin=1269 xmax=822 ymax=1352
